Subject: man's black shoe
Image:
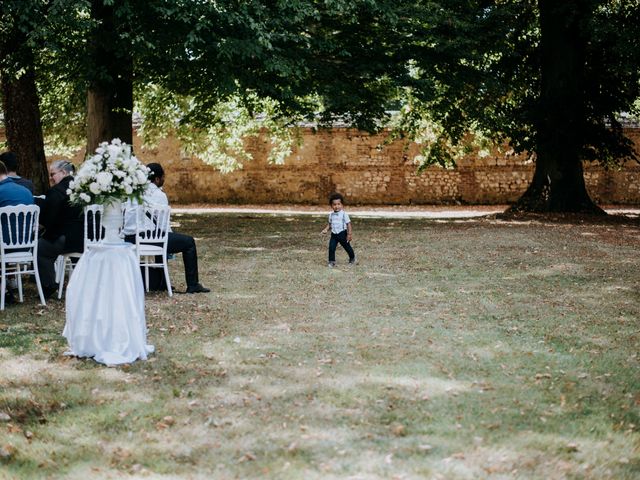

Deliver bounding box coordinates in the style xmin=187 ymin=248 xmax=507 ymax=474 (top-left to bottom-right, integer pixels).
xmin=186 ymin=283 xmax=210 ymax=294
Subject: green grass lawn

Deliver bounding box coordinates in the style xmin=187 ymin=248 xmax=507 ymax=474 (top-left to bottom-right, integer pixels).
xmin=1 ymin=212 xmax=639 ymax=479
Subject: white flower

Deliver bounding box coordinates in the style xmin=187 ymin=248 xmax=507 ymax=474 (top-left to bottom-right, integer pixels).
xmin=70 ymin=139 xmax=148 ymax=206
xmin=96 ymin=171 xmax=113 ymax=189
xmin=107 ymin=145 xmax=120 ymax=161
xmin=135 ymin=170 xmax=147 ymax=184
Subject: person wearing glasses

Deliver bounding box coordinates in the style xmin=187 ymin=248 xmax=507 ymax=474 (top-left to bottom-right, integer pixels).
xmin=37 ymin=160 xmax=83 ymax=299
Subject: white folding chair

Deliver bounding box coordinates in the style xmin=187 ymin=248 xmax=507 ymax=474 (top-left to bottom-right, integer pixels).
xmin=135 ymin=204 xmax=172 ymax=297
xmin=0 ymin=205 xmax=45 ymax=310
xmin=56 ymin=204 xmax=105 ymax=299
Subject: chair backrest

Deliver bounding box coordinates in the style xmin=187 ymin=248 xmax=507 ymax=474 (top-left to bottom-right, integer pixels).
xmin=0 ymin=204 xmax=40 ymax=254
xmin=135 ymin=205 xmax=171 ymax=246
xmin=83 ymin=204 xmax=105 ymax=249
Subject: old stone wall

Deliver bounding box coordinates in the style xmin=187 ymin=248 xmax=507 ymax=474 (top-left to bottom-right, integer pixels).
xmin=5 ymin=127 xmax=640 ymax=205
xmin=139 ymin=127 xmax=640 ymax=205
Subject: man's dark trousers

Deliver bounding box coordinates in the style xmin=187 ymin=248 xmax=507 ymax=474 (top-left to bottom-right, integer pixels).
xmin=125 ymin=231 xmax=200 ymax=287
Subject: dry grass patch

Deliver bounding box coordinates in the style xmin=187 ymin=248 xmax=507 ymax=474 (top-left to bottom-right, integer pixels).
xmin=1 ymin=212 xmax=639 ymax=479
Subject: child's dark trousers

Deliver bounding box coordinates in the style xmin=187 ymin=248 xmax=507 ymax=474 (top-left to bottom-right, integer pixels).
xmin=328 ymin=230 xmax=355 ymax=263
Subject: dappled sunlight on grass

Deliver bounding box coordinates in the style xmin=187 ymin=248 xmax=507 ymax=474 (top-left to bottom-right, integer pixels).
xmin=437 ymin=431 xmax=640 ymax=480
xmin=0 ymin=352 xmax=82 ymax=385
xmin=1 ymin=213 xmax=639 ymax=478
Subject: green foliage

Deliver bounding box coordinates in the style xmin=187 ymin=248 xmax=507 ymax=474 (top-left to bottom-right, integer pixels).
xmin=136 ymin=86 xmax=299 ymax=172
xmin=3 ymin=0 xmax=410 ymax=170
xmin=3 ymin=0 xmax=639 ymax=176
xmin=386 ymin=96 xmax=506 ymax=171
xmin=391 ymin=0 xmax=640 ymax=168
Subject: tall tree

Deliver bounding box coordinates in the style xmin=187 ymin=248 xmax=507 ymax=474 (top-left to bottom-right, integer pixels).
xmin=0 ymin=1 xmax=49 ymax=193
xmin=516 ymin=0 xmax=630 ymax=212
xmin=85 ymin=0 xmax=133 ymax=152
xmin=400 ymin=0 xmax=640 ymax=213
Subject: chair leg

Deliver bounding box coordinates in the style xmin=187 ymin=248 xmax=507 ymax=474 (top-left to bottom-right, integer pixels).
xmin=17 ymin=264 xmax=24 ymax=302
xmin=144 ymin=262 xmax=150 ymax=293
xmin=57 ymin=257 xmax=67 ymax=299
xmin=163 ymin=258 xmax=172 ymax=297
xmin=32 ymin=258 xmax=46 ymax=306
xmin=1 ymin=262 xmax=6 ymax=311
xmin=54 ymin=255 xmax=63 ymax=282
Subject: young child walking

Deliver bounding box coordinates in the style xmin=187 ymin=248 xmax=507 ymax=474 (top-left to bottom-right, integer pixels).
xmin=321 ymin=192 xmax=356 ymax=267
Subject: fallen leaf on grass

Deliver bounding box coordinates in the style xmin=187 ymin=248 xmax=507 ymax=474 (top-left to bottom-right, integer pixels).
xmin=7 ymin=424 xmax=22 ymax=434
xmin=163 ymin=416 xmax=175 ymax=425
xmin=0 ymin=444 xmax=16 ymax=461
xmin=238 ymin=452 xmax=256 ymax=462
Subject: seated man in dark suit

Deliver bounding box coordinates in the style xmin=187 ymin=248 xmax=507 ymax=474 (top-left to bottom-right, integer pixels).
xmin=123 ymin=163 xmax=210 ymax=294
xmin=0 ymin=152 xmax=35 ymax=193
xmin=37 ymin=160 xmax=83 ymax=299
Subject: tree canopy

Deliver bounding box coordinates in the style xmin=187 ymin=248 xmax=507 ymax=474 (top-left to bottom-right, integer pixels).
xmin=1 ymin=0 xmax=639 ymax=210
xmin=387 ymin=0 xmax=640 ymax=211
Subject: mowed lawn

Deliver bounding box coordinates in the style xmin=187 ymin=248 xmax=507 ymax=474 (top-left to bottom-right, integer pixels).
xmin=1 ymin=211 xmax=639 ymax=479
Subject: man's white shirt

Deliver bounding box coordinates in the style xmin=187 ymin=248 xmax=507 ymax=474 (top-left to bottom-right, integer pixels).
xmin=123 ymin=183 xmax=171 ymax=235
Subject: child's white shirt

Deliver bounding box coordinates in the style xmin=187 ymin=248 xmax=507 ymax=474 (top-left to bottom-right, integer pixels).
xmin=328 ymin=210 xmax=351 ymax=234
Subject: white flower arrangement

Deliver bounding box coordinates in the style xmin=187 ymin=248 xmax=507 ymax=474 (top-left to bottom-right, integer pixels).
xmin=68 ymin=138 xmax=150 ymax=206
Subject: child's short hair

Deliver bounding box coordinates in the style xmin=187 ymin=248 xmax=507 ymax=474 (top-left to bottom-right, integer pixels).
xmin=329 ymin=192 xmax=345 ymax=205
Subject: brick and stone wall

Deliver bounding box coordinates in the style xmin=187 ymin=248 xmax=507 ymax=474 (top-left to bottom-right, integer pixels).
xmin=5 ymin=127 xmax=640 ymax=205
xmin=139 ymin=127 xmax=640 ymax=205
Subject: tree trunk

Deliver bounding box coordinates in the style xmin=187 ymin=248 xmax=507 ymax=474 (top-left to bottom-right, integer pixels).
xmin=511 ymin=0 xmax=603 ymax=214
xmin=1 ymin=64 xmax=49 ymax=195
xmin=86 ymin=0 xmax=133 ymax=153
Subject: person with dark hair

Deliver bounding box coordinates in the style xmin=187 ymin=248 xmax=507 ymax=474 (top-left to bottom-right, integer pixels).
xmin=0 ymin=152 xmax=35 ymax=193
xmin=37 ymin=160 xmax=83 ymax=299
xmin=320 ymin=192 xmax=357 ymax=267
xmin=123 ymin=162 xmax=210 ymax=294
xmin=0 ymin=160 xmax=35 ymax=304
xmin=0 ymin=160 xmax=34 ymax=207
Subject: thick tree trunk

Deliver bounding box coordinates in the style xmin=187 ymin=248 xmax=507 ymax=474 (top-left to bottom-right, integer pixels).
xmin=511 ymin=0 xmax=603 ymax=214
xmin=1 ymin=64 xmax=49 ymax=195
xmin=86 ymin=0 xmax=133 ymax=153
